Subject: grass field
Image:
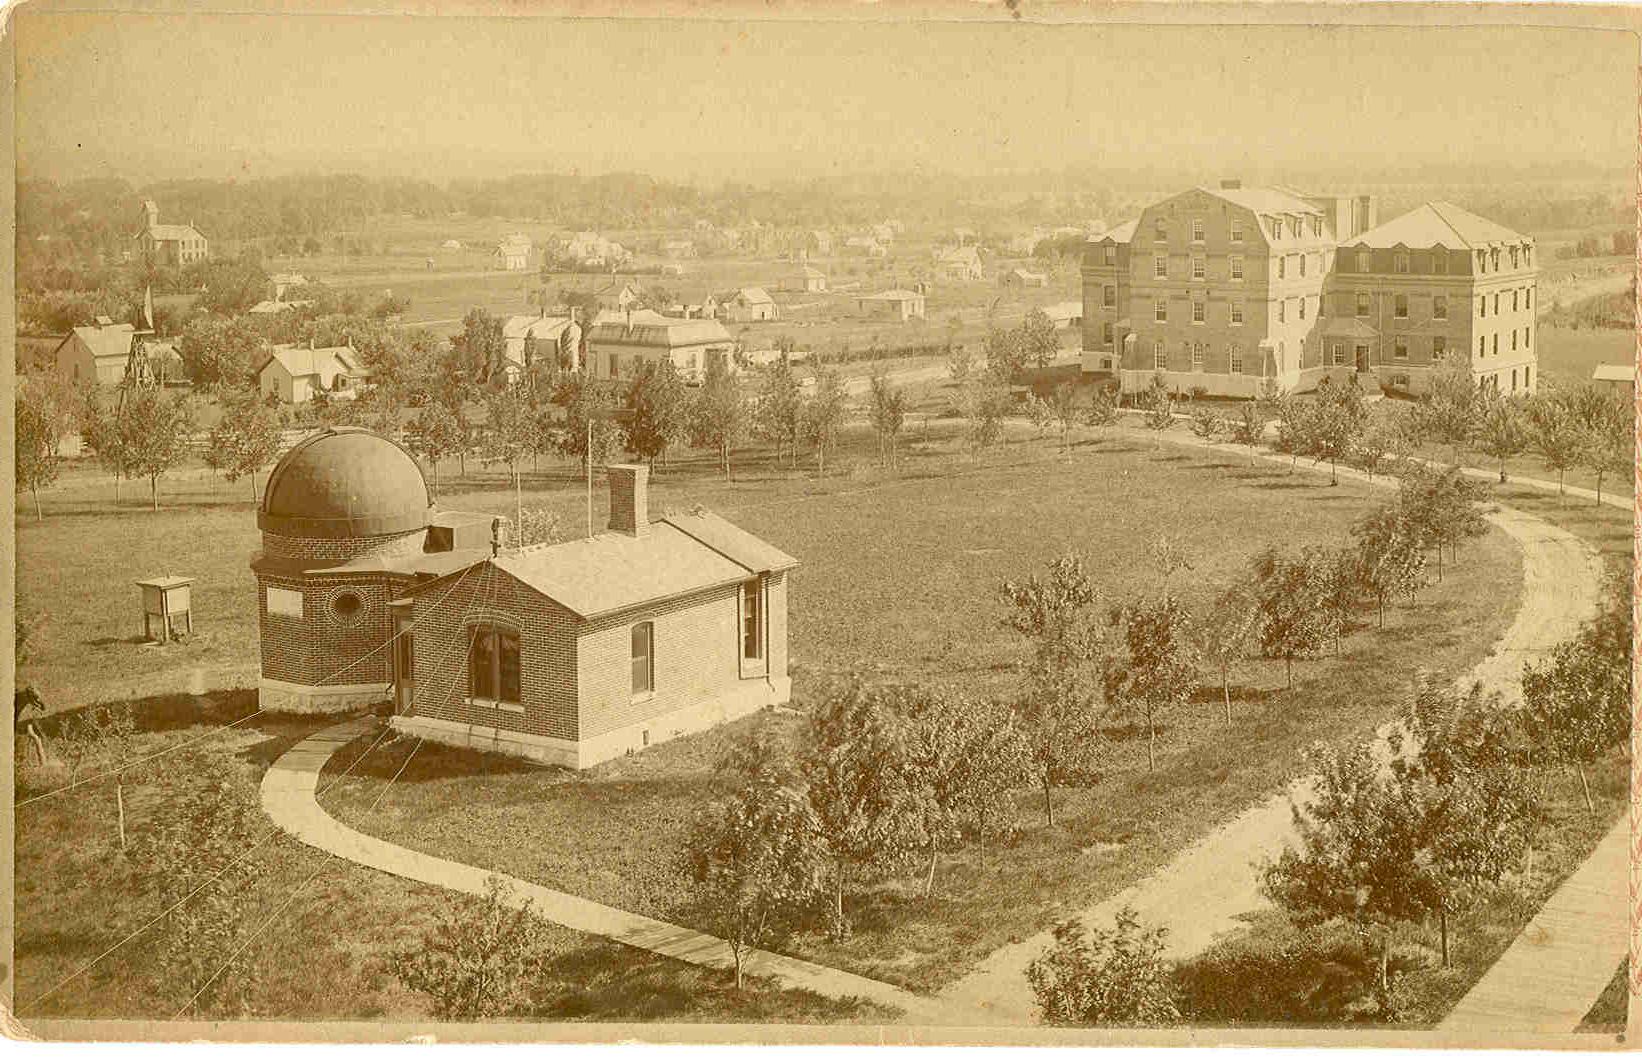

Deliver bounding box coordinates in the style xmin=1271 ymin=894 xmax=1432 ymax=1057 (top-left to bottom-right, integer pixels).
xmin=1534 ymin=323 xmax=1632 ymax=389
xmin=12 ymin=704 xmax=888 ymax=1022
xmin=314 ymin=433 xmax=1520 ymax=996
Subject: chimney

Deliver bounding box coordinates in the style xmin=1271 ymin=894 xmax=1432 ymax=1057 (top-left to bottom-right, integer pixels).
xmin=1220 ymin=179 xmax=1242 ymax=190
xmin=607 ymin=464 xmax=650 ymax=537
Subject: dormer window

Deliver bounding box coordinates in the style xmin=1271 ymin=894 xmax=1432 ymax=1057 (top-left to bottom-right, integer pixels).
xmin=1433 ymin=251 xmax=1447 ymax=275
xmin=1356 ymin=250 xmax=1370 ymax=272
xmin=1155 ymin=217 xmax=1168 ymax=240
xmin=1394 ymin=252 xmax=1409 ymax=274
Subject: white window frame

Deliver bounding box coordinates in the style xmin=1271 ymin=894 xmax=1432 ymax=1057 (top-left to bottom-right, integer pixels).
xmin=1191 ymin=256 xmax=1206 ymax=280
xmin=1191 ymin=218 xmax=1205 ymax=243
xmin=1192 ymin=298 xmax=1205 ymax=324
xmin=1330 ymin=341 xmax=1345 ymax=366
xmin=1230 ymin=219 xmax=1243 ymax=242
xmin=1229 ymin=345 xmax=1244 ymax=374
xmin=1230 ymin=255 xmax=1244 ymax=280
xmin=1153 ymin=339 xmax=1167 ymax=370
xmin=1230 ymin=301 xmax=1244 ymax=325
xmin=1356 ymin=250 xmax=1370 ymax=272
xmin=1154 ymin=254 xmax=1167 ymax=278
xmin=1155 ymin=299 xmax=1167 ymax=323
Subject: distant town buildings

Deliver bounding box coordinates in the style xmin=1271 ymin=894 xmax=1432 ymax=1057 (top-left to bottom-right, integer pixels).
xmin=935 ymin=245 xmax=985 ymax=282
xmin=858 ymin=289 xmax=926 ymax=322
xmin=1001 ymin=267 xmax=1048 ymax=289
xmin=52 ymin=317 xmax=139 ymax=386
xmin=792 ymin=265 xmax=827 ymax=293
xmin=494 ymin=234 xmax=532 ymax=271
xmin=1081 ymin=181 xmax=1538 ymax=397
xmin=716 ymin=287 xmax=778 ymax=323
xmin=1591 ymin=363 xmax=1632 ymax=392
xmin=133 ymin=199 xmax=208 ymax=265
xmin=501 ymin=313 xmax=582 ymax=380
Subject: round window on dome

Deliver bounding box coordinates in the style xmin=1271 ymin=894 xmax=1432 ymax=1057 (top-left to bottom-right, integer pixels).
xmin=330 ymin=590 xmax=365 ymax=625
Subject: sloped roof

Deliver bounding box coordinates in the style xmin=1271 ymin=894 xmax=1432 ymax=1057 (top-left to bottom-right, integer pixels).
xmin=665 ymin=510 xmax=799 ymax=574
xmin=502 ymin=314 xmax=575 ymax=340
xmin=65 ymin=322 xmax=136 ymax=362
xmin=143 ymin=223 xmax=206 ymax=242
xmin=587 ymin=316 xmax=733 ymax=347
xmin=1203 ymin=186 xmax=1323 ymax=216
xmin=490 ymin=520 xmax=754 ymax=619
xmin=1345 ymin=202 xmax=1529 ymax=250
xmin=737 ymin=286 xmax=774 ymax=305
xmin=262 ymin=344 xmax=366 ymax=381
xmin=1100 ymin=219 xmax=1139 ymax=244
xmin=1593 ymin=363 xmax=1633 ymax=383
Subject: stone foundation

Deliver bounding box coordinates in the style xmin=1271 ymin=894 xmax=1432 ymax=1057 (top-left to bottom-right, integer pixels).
xmin=390 ymin=677 xmax=789 ymax=770
xmin=259 ymin=677 xmax=389 ymax=714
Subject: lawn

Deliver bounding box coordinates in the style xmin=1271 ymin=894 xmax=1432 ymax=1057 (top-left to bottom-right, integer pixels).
xmin=11 ymin=701 xmax=891 ymax=1024
xmin=316 ymin=434 xmax=1522 ymax=996
xmin=1534 ymin=322 xmax=1633 ymax=389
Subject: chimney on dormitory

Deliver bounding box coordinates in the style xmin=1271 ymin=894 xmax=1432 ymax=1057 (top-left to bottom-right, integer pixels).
xmin=607 ymin=464 xmax=650 ymax=537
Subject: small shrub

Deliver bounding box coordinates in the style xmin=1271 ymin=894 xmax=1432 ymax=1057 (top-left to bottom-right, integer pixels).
xmin=1026 ymin=907 xmax=1180 ymax=1025
xmin=390 ymin=875 xmax=552 ymax=1020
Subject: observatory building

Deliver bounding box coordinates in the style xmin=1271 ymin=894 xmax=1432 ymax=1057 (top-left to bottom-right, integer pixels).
xmin=252 ymin=427 xmax=796 ymax=768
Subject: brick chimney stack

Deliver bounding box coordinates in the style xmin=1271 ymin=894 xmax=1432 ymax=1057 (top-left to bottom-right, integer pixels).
xmin=607 ymin=464 xmax=650 ymax=537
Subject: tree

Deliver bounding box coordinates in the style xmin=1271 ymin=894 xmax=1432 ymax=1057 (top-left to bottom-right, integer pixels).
xmin=1000 ymin=554 xmax=1105 ymax=824
xmin=1422 ymin=364 xmax=1483 ymax=465
xmin=1397 ymin=678 xmax=1534 ymax=967
xmin=1044 ymin=382 xmax=1080 ymax=458
xmin=1141 ymin=373 xmax=1174 ymax=442
xmin=1354 ymin=418 xmax=1397 ymax=482
xmin=1261 ymin=740 xmax=1438 ymax=1014
xmin=16 ymin=397 xmax=60 ymax=520
xmin=688 ymin=754 xmax=827 ymax=989
xmin=753 ymin=358 xmax=805 ymax=468
xmin=1272 ymin=394 xmax=1314 ymax=474
xmin=119 ymin=388 xmax=197 ymax=510
xmin=481 ymin=383 xmax=537 ymax=529
xmin=895 ymin=687 xmax=1029 ymax=892
xmin=1305 ymin=377 xmax=1367 ymax=485
xmin=1574 ymin=394 xmax=1631 ymax=505
xmin=867 ymin=371 xmax=908 ymax=469
xmin=79 ymin=387 xmax=131 ymax=499
xmin=1026 ymin=908 xmax=1180 ymax=1025
xmin=960 ymin=376 xmax=1010 ymax=456
xmin=1521 ymin=605 xmax=1631 ymax=815
xmin=798 ymin=679 xmax=921 ymax=939
xmin=1474 ymin=393 xmax=1529 ymax=484
xmin=688 ymin=360 xmax=749 ymax=480
xmin=513 ymin=506 xmax=563 ymax=548
xmin=390 ymin=875 xmax=551 ymax=1019
xmin=1085 ymin=383 xmax=1118 ymax=439
xmin=205 ymin=387 xmax=286 ymax=501
xmin=1351 ymin=502 xmax=1427 ymax=626
xmin=1229 ymin=402 xmax=1264 ymax=464
xmin=801 ymin=369 xmax=848 ymax=476
xmin=406 ymin=398 xmax=468 ymax=494
xmin=622 ymin=359 xmax=691 ymax=467
xmin=1188 ymin=404 xmax=1223 ymax=443
xmin=1250 ymin=547 xmax=1331 ymax=687
xmin=1196 ymin=583 xmax=1258 ymax=724
xmin=176 ymin=315 xmax=268 ymax=391
xmin=1019 ymin=308 xmax=1060 ymax=371
xmin=983 ymin=324 xmax=1027 ymax=381
xmin=1525 ymin=395 xmax=1585 ymax=499
xmin=447 ymin=308 xmax=508 ymax=387
xmin=1103 ymin=594 xmax=1197 ymax=770
xmin=554 ymin=371 xmax=622 ymax=475
xmin=947 ymin=345 xmax=974 ymax=388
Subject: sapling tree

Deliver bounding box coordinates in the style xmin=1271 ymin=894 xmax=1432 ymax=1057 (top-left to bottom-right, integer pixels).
xmin=1475 ymin=393 xmax=1530 ymax=484
xmin=1142 ymin=373 xmax=1174 ymax=441
xmin=1188 ymin=404 xmax=1222 ymax=443
xmin=406 ymin=398 xmax=467 ymax=494
xmin=1048 ymin=381 xmax=1080 ymax=458
xmin=691 ymin=358 xmax=749 ymax=479
xmin=1229 ymin=402 xmax=1265 ymax=464
xmin=688 ymin=751 xmax=827 ymax=988
xmin=1085 ymin=384 xmax=1118 ymax=439
xmin=1351 ymin=502 xmax=1426 ymax=625
xmin=1520 ymin=605 xmax=1631 ymax=815
xmin=1103 ymin=594 xmax=1198 ymax=771
xmin=895 ymin=686 xmax=1029 ymax=892
xmin=801 ymin=369 xmax=849 ymax=475
xmin=205 ymin=388 xmax=286 ymax=502
xmin=623 ymin=359 xmax=691 ymax=466
xmin=1422 ymin=364 xmax=1482 ymax=465
xmin=868 ymin=371 xmax=908 ymax=468
xmin=1526 ymin=395 xmax=1585 ymax=499
xmin=1196 ymin=582 xmax=1258 ymax=724
xmin=754 ymin=358 xmax=805 ymax=468
xmin=16 ymin=397 xmax=60 ymax=520
xmin=119 ymin=388 xmax=197 ymax=510
xmin=798 ymin=679 xmax=922 ymax=939
xmin=1250 ymin=547 xmax=1332 ymax=687
xmin=1000 ymin=553 xmax=1105 ymax=825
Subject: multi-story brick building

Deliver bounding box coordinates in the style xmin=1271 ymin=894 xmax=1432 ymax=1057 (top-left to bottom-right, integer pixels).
xmin=252 ymin=427 xmax=796 ymax=769
xmin=1082 ymin=183 xmax=1537 ymax=397
xmin=1326 ymin=201 xmax=1538 ymax=395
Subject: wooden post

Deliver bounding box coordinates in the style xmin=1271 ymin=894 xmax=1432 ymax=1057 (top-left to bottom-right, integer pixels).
xmin=117 ymin=783 xmax=127 ymax=852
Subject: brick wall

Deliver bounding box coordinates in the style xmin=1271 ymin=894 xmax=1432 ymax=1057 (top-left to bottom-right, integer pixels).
xmin=577 ymin=579 xmax=765 ymax=740
xmin=255 ymin=529 xmax=426 ymax=689
xmin=405 ymin=563 xmax=580 ymax=741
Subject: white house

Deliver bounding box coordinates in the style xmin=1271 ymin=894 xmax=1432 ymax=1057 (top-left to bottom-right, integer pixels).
xmin=935 ymin=245 xmax=985 ymax=282
xmin=258 ymin=343 xmax=371 ymax=404
xmin=501 ymin=315 xmax=582 ymax=378
xmin=718 ymin=287 xmax=778 ymax=323
xmin=793 ymin=265 xmax=827 ymax=293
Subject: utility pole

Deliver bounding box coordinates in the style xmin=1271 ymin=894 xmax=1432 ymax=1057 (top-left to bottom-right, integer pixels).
xmin=585 ymin=416 xmax=593 ymax=538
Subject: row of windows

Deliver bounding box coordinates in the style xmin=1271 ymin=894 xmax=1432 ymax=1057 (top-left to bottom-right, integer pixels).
xmin=1152 ymin=338 xmax=1250 ymax=375
xmin=1478 ymin=328 xmax=1532 ymax=357
xmin=1350 ymin=287 xmax=1533 ymax=320
xmin=1150 ymin=295 xmax=1300 ymax=325
xmin=1350 ymin=244 xmax=1533 ymax=275
xmin=463 ymin=581 xmax=766 ymax=706
xmin=1145 ymin=251 xmax=1327 ymax=282
xmin=1152 ymin=213 xmax=1324 ymax=245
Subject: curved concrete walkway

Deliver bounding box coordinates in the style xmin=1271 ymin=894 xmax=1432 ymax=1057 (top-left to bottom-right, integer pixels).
xmin=261 ymin=718 xmax=943 ymax=1021
xmin=935 ymin=426 xmax=1608 ymax=1025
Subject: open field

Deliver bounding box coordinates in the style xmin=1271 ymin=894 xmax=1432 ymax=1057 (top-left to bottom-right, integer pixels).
xmin=314 ymin=434 xmax=1521 ymax=996
xmin=1533 ymin=323 xmax=1632 ymax=389
xmin=12 ymin=703 xmax=888 ymax=1022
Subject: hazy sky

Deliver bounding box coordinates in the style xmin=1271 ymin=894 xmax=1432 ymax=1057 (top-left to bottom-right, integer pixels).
xmin=15 ymin=12 xmax=1636 ymax=186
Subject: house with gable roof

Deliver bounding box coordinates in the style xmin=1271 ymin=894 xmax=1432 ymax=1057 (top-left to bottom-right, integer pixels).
xmin=133 ymin=200 xmax=208 ymax=265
